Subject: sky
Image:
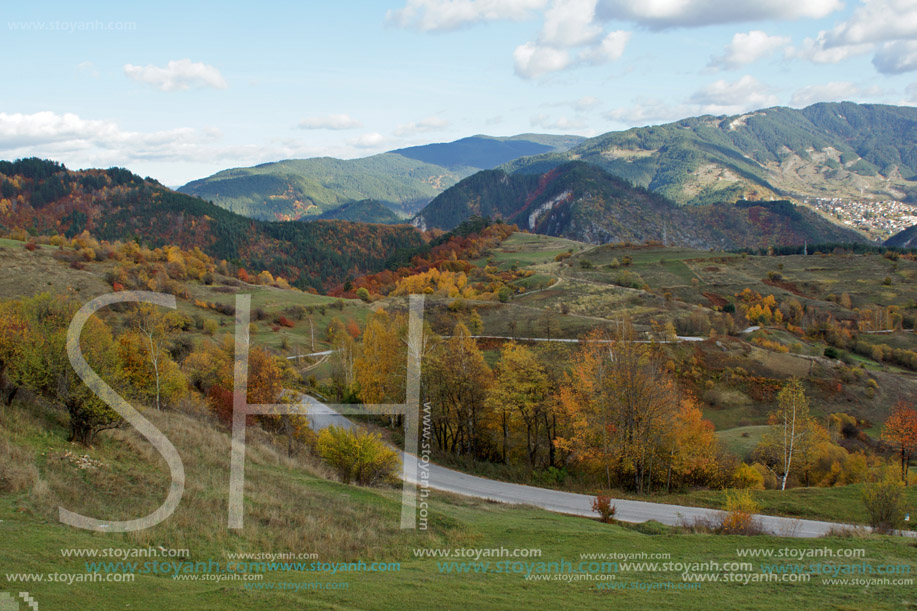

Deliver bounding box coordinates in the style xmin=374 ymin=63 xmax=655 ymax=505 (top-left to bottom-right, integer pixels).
xmin=3 ymin=0 xmax=917 ymax=186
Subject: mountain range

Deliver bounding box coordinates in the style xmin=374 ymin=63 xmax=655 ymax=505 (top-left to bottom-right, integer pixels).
xmin=4 ymin=101 xmax=917 ymax=294
xmin=178 ymin=134 xmax=584 ymax=222
xmin=0 ymin=159 xmax=422 ymax=290
xmin=504 ymin=102 xmax=917 ymax=206
xmin=177 ymin=102 xmax=917 ymax=243
xmin=413 ymin=161 xmax=869 ymax=249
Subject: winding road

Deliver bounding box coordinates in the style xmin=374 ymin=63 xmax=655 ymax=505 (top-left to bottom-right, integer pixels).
xmin=299 ymin=395 xmax=913 ymax=539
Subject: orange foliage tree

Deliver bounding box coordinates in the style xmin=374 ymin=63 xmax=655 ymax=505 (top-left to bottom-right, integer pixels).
xmin=557 ymin=325 xmax=717 ymax=492
xmin=883 ymin=402 xmax=917 ymax=484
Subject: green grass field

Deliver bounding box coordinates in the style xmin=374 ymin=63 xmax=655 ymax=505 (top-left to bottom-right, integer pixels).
xmin=3 ymin=234 xmax=917 ymax=608
xmin=2 ymin=398 xmax=916 ymax=610
xmin=715 ymin=425 xmax=770 ymax=461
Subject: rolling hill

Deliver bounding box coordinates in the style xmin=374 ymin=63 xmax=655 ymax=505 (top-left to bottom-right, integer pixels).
xmin=0 ymin=158 xmax=424 ymax=290
xmin=886 ymin=224 xmax=917 ymax=248
xmin=389 ymin=134 xmax=584 ymax=169
xmin=504 ymin=102 xmax=917 ymax=206
xmin=179 ymin=134 xmax=584 ymax=221
xmin=413 ymin=161 xmax=869 ymax=249
xmin=314 ymin=199 xmax=403 ymax=224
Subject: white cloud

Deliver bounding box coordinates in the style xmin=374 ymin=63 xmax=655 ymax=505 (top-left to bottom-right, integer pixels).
xmin=539 ymin=0 xmax=602 ymax=47
xmin=393 ymin=117 xmax=450 ymax=137
xmin=786 ymin=34 xmax=874 ymax=64
xmin=513 ymin=0 xmax=631 ymax=79
xmin=873 ymin=40 xmax=917 ymax=74
xmin=0 ymin=111 xmax=113 ymax=149
xmin=688 ymin=75 xmax=778 ymax=115
xmin=386 ymin=0 xmax=547 ymax=30
xmin=577 ymin=30 xmax=631 ymax=65
xmin=544 ymin=96 xmax=602 ymax=111
xmin=75 ymin=61 xmax=100 ymax=78
xmin=513 ymin=41 xmax=572 ymax=77
xmin=790 ymin=81 xmax=883 ymax=106
xmin=530 ymin=113 xmax=587 ymax=129
xmin=594 ymin=0 xmax=842 ymax=30
xmin=123 ymin=59 xmax=227 ymax=92
xmin=823 ymin=0 xmax=917 ymax=47
xmin=0 ymin=111 xmax=404 ymax=184
xmin=0 ymin=111 xmax=226 ymax=165
xmin=389 ymin=0 xmax=845 ymax=76
xmin=603 ymin=100 xmax=692 ymax=126
xmin=709 ymin=31 xmax=790 ymax=69
xmin=787 ymin=1 xmax=917 ymax=71
xmin=574 ymin=96 xmax=600 ymax=110
xmin=348 ymin=132 xmax=387 ymax=149
xmin=297 ymin=114 xmax=363 ymax=130
xmin=389 ymin=0 xmax=841 ymax=31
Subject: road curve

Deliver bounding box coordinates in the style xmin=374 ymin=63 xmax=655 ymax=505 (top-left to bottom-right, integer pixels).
xmin=299 ymin=395 xmax=912 ymax=539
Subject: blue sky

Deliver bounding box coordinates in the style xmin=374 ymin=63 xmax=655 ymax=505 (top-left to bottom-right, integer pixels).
xmin=2 ymin=0 xmax=916 ymax=185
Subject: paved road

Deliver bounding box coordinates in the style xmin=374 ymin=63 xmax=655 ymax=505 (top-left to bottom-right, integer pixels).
xmin=451 ymin=335 xmax=708 ymax=344
xmin=298 ymin=395 xmax=912 ymax=539
xmin=286 ymin=350 xmax=334 ymax=360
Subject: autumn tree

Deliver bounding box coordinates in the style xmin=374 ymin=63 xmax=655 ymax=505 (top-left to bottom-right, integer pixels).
xmin=356 ymin=310 xmax=407 ymax=407
xmin=327 ymin=318 xmax=358 ymax=395
xmin=3 ymin=294 xmax=123 ymax=445
xmin=0 ymin=300 xmax=26 ymax=406
xmin=659 ymin=397 xmax=719 ymax=491
xmin=758 ymin=378 xmax=814 ymax=490
xmin=122 ymin=304 xmax=186 ymax=410
xmin=422 ymin=323 xmax=492 ymax=460
xmin=557 ymin=325 xmax=685 ymax=492
xmin=534 ymin=342 xmax=573 ymax=469
xmin=883 ymin=402 xmax=917 ymax=484
xmin=486 ymin=343 xmax=550 ymax=468
xmin=252 ymin=352 xmax=311 ymax=457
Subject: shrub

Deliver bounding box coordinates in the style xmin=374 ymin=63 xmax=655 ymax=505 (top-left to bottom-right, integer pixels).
xmin=592 ymin=495 xmax=616 ymax=523
xmin=720 ymin=489 xmax=762 ymax=534
xmin=356 ymin=287 xmax=372 ymax=302
xmin=316 ymin=426 xmax=400 ymax=486
xmin=732 ymin=463 xmax=765 ymax=490
xmin=862 ymin=480 xmax=907 ymax=533
xmin=203 ymin=319 xmax=219 ymax=336
xmin=532 ymin=466 xmax=568 ymax=487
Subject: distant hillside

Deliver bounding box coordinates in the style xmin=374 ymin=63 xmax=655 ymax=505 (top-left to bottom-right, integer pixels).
xmin=886 ymin=224 xmax=917 ymax=248
xmin=505 ymin=102 xmax=917 ymax=206
xmin=179 ymin=134 xmax=583 ymax=221
xmin=0 ymin=158 xmax=423 ymax=290
xmin=314 ymin=199 xmax=403 ymax=224
xmin=390 ymin=134 xmax=583 ymax=170
xmin=414 ymin=162 xmax=869 ymax=249
xmin=179 ymin=154 xmax=457 ymax=221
